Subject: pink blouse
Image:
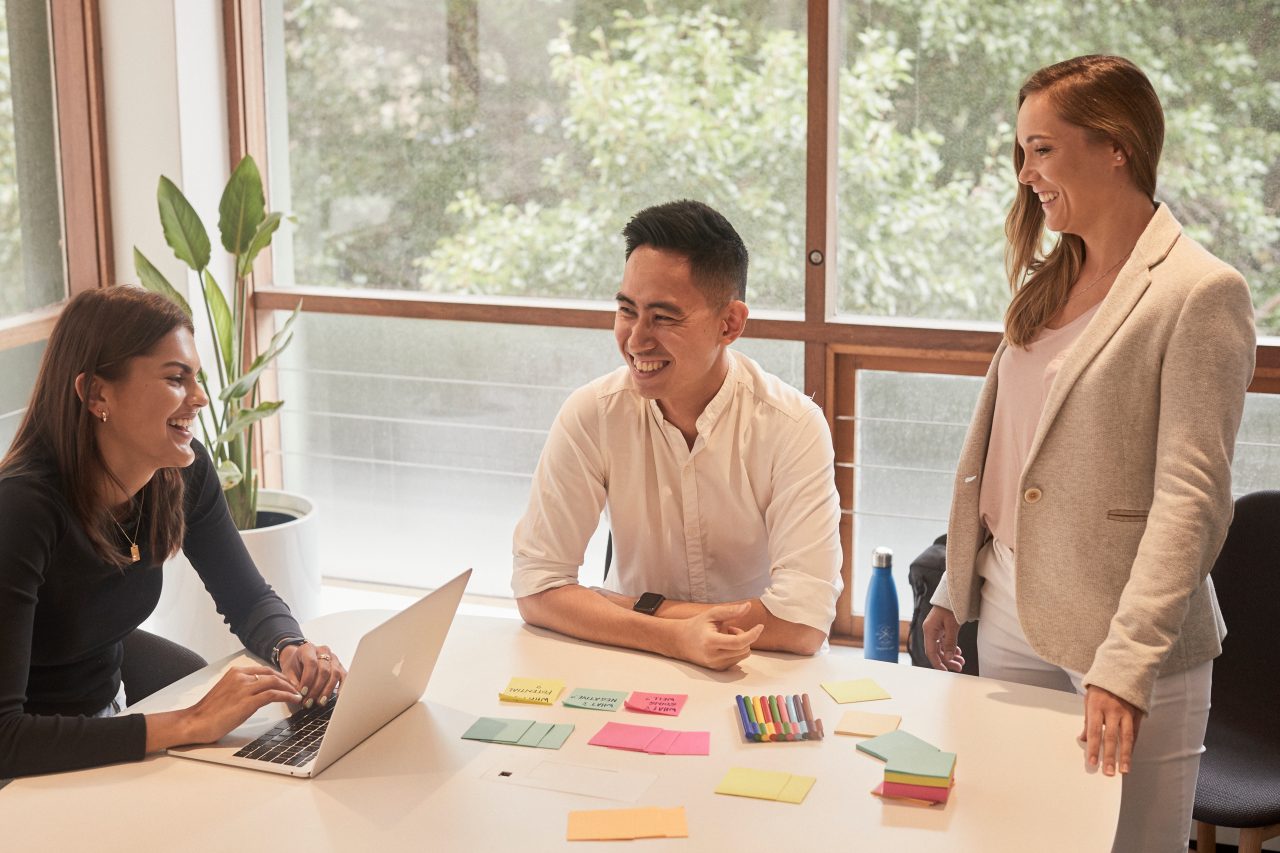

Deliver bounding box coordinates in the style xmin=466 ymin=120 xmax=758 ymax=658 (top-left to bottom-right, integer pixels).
xmin=979 ymin=302 xmax=1101 ymax=551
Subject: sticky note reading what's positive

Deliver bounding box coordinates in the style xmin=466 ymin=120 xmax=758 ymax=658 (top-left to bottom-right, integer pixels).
xmin=820 ymin=678 xmax=891 ymax=704
xmin=563 ymin=688 xmax=628 ymax=712
xmin=624 ymin=691 xmax=688 ymax=716
xmin=500 ymin=677 xmax=565 ymax=705
xmin=566 ymin=806 xmax=688 ymax=841
xmin=835 ymin=710 xmax=901 ymax=737
xmin=714 ymin=767 xmax=816 ymax=804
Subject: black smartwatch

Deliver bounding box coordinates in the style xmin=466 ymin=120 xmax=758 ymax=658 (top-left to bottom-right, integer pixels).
xmin=633 ymin=592 xmax=666 ymax=616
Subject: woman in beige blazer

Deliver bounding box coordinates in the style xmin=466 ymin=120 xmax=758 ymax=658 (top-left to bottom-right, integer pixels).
xmin=922 ymin=56 xmax=1255 ymax=852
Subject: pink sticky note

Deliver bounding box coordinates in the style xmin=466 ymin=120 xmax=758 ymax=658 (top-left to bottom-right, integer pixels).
xmin=665 ymin=731 xmax=710 ymax=756
xmin=588 ymin=722 xmax=664 ymax=751
xmin=643 ymin=730 xmax=681 ymax=754
xmin=624 ymin=691 xmax=688 ymax=716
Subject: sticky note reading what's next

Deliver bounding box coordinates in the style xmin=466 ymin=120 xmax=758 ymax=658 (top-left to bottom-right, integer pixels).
xmin=500 ymin=677 xmax=565 ymax=705
xmin=625 ymin=691 xmax=688 ymax=716
xmin=821 ymin=678 xmax=891 ymax=704
xmin=563 ymin=688 xmax=628 ymax=712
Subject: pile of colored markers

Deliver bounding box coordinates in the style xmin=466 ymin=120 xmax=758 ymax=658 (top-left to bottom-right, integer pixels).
xmin=735 ymin=694 xmax=824 ymax=742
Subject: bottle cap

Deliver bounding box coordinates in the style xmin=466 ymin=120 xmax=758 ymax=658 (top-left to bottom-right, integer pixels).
xmin=872 ymin=547 xmax=893 ymax=568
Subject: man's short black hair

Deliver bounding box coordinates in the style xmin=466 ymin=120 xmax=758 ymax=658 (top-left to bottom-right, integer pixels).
xmin=622 ymin=200 xmax=748 ymax=306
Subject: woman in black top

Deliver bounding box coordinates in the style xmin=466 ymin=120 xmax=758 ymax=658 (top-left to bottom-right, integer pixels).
xmin=0 ymin=286 xmax=347 ymax=778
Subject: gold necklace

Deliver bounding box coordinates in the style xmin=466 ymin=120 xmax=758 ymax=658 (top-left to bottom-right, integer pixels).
xmin=1067 ymin=251 xmax=1131 ymax=303
xmin=111 ymin=493 xmax=145 ymax=563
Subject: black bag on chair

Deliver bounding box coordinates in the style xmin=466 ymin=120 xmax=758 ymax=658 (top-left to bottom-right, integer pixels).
xmin=907 ymin=534 xmax=979 ymax=676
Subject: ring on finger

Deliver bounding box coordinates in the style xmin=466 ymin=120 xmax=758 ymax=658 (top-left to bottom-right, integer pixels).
xmin=319 ymin=654 xmax=331 ymax=661
xmin=252 ymin=673 xmax=260 ymax=681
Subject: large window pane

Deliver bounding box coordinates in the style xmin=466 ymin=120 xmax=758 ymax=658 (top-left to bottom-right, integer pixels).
xmin=267 ymin=1 xmax=808 ymax=311
xmin=273 ymin=312 xmax=802 ymax=594
xmin=836 ymin=2 xmax=1280 ymax=337
xmin=0 ymin=0 xmax=65 ymax=319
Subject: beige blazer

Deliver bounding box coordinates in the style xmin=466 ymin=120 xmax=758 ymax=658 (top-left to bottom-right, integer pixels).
xmin=938 ymin=204 xmax=1256 ymax=712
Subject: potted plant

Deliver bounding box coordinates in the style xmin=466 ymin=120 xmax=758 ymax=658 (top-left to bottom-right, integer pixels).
xmin=135 ymin=156 xmax=320 ymax=658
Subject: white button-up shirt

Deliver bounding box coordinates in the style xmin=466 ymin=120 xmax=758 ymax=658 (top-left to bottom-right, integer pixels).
xmin=512 ymin=350 xmax=843 ymax=633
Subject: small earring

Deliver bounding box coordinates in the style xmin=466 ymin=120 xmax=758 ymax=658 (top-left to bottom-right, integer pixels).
xmin=99 ymin=411 xmax=108 ymax=423
xmin=1115 ymin=155 xmax=1123 ymax=161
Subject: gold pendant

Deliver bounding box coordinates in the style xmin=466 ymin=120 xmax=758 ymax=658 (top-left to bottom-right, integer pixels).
xmin=129 ymin=543 xmax=140 ymax=563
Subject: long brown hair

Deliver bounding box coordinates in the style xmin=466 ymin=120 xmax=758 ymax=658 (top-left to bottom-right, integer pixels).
xmin=0 ymin=286 xmax=193 ymax=568
xmin=1004 ymin=55 xmax=1164 ymax=346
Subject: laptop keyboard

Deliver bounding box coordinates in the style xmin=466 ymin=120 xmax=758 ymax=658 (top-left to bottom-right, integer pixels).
xmin=233 ymin=698 xmax=337 ymax=766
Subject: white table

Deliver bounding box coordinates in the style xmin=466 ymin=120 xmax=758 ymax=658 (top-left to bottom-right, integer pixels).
xmin=2 ymin=611 xmax=1120 ymax=852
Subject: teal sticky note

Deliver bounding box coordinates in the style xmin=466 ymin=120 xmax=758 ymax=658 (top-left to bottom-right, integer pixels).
xmin=462 ymin=717 xmax=534 ymax=744
xmin=563 ymin=688 xmax=628 ymax=712
xmin=856 ymin=729 xmax=939 ymax=762
xmin=537 ymin=723 xmax=575 ymax=750
xmin=516 ymin=722 xmax=554 ymax=747
xmin=887 ymin=749 xmax=956 ymax=780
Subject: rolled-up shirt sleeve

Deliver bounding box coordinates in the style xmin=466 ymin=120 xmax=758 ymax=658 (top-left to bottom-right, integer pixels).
xmin=759 ymin=406 xmax=843 ymax=633
xmin=512 ymin=385 xmax=608 ymax=598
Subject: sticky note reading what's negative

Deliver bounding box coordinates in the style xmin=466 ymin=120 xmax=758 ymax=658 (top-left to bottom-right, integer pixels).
xmin=625 ymin=691 xmax=688 ymax=716
xmin=820 ymin=678 xmax=891 ymax=704
xmin=566 ymin=806 xmax=688 ymax=841
xmin=563 ymin=688 xmax=628 ymax=712
xmin=500 ymin=677 xmax=565 ymax=705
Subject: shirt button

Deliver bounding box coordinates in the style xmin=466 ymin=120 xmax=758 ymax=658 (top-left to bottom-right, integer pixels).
xmin=1024 ymin=487 xmax=1042 ymax=504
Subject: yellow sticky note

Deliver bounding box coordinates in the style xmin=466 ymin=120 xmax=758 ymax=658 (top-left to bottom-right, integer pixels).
xmin=566 ymin=807 xmax=687 ymax=841
xmin=499 ymin=677 xmax=565 ymax=705
xmin=821 ymin=678 xmax=891 ymax=704
xmin=777 ymin=774 xmax=817 ymax=804
xmin=715 ymin=767 xmax=791 ymax=800
xmin=835 ymin=710 xmax=901 ymax=737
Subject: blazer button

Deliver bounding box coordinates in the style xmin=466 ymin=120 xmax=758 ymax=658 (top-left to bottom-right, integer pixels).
xmin=1024 ymin=487 xmax=1043 ymax=504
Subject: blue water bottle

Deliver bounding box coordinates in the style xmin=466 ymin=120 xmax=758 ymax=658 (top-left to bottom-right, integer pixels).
xmin=864 ymin=546 xmax=899 ymax=662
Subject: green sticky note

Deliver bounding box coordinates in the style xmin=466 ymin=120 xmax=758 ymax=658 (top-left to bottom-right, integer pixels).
xmin=516 ymin=722 xmax=554 ymax=747
xmin=461 ymin=717 xmax=535 ymax=744
xmin=776 ymin=774 xmax=817 ymax=804
xmin=537 ymin=723 xmax=575 ymax=750
xmin=563 ymin=688 xmax=628 ymax=712
xmin=820 ymin=678 xmax=891 ymax=704
xmin=856 ymin=730 xmax=939 ymax=762
xmin=886 ymin=749 xmax=956 ymax=780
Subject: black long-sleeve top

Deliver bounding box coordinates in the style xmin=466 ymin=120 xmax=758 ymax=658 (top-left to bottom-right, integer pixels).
xmin=0 ymin=440 xmax=302 ymax=778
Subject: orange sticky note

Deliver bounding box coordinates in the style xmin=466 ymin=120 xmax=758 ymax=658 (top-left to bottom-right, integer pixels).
xmin=566 ymin=807 xmax=688 ymax=841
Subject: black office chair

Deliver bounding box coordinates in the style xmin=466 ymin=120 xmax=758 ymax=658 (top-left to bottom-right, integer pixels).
xmin=119 ymin=628 xmax=207 ymax=705
xmin=1193 ymin=490 xmax=1280 ymax=853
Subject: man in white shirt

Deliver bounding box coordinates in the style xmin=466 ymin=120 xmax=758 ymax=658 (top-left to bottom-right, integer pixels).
xmin=512 ymin=200 xmax=842 ymax=670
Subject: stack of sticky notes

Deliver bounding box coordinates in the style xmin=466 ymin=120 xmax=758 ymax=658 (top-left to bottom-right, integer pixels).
xmin=566 ymin=807 xmax=688 ymax=841
xmin=857 ymin=730 xmax=956 ymax=805
xmin=563 ymin=688 xmax=629 ymax=712
xmin=735 ymin=694 xmax=823 ymax=741
xmin=500 ymin=677 xmax=565 ymax=705
xmin=714 ymin=767 xmax=816 ymax=804
xmin=588 ymin=722 xmax=710 ymax=755
xmin=462 ymin=717 xmax=575 ymax=750
xmin=624 ymin=691 xmax=687 ymax=716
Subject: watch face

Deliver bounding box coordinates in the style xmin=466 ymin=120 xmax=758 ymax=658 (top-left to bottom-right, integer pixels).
xmin=634 ymin=592 xmax=665 ymax=615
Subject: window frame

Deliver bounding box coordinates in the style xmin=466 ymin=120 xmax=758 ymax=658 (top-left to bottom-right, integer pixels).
xmin=0 ymin=0 xmax=113 ymax=352
xmin=227 ymin=0 xmax=1280 ymax=644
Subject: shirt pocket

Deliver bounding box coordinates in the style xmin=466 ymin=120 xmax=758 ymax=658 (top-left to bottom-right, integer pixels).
xmin=1106 ymin=509 xmax=1149 ymax=523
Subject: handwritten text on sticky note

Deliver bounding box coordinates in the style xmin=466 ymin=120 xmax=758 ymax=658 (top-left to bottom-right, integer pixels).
xmin=624 ymin=691 xmax=688 ymax=716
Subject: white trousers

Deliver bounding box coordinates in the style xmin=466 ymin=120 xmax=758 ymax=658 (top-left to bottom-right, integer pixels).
xmin=976 ymin=539 xmax=1211 ymax=853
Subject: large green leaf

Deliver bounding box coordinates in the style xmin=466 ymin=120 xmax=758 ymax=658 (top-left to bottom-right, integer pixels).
xmin=238 ymin=212 xmax=283 ymax=279
xmin=219 ymin=305 xmax=300 ymax=401
xmin=201 ymin=270 xmax=234 ymax=373
xmin=215 ymin=458 xmax=243 ymax=490
xmin=218 ymin=155 xmax=266 ymax=256
xmin=214 ymin=400 xmax=284 ymax=444
xmin=157 ymin=176 xmax=211 ymax=271
xmin=133 ymin=247 xmax=192 ymax=318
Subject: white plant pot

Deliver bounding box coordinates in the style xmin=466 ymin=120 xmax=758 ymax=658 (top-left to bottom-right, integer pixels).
xmin=140 ymin=489 xmax=322 ymax=662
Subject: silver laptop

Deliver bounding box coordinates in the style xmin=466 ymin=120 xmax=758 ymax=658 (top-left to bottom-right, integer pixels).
xmin=168 ymin=568 xmax=471 ymax=778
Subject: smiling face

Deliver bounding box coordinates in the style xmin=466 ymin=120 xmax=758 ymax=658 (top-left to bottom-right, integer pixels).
xmin=91 ymin=327 xmax=208 ymax=486
xmin=1016 ymin=91 xmax=1128 ymax=238
xmin=614 ymin=246 xmax=746 ymax=428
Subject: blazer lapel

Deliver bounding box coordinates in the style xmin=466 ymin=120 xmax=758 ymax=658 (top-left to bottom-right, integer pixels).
xmin=1022 ymin=204 xmax=1183 ymax=473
